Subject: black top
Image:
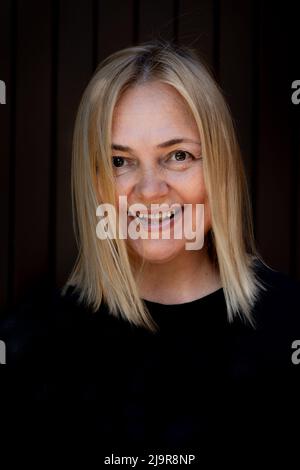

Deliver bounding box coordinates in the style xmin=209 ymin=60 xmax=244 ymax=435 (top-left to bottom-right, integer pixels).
xmin=0 ymin=260 xmax=300 ymax=464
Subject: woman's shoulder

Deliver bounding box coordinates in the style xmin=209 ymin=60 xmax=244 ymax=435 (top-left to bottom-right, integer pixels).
xmin=233 ymin=259 xmax=300 ymax=371
xmin=0 ymin=281 xmax=55 ymax=364
xmin=254 ymin=258 xmax=300 ymax=295
xmin=54 ymin=283 xmax=134 ymax=336
xmin=0 ymin=280 xmax=128 ymax=369
xmin=253 ymin=259 xmax=300 ymax=324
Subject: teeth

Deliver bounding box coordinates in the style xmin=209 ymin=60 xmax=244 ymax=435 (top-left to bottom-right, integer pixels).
xmin=137 ymin=212 xmax=172 ymax=220
xmin=128 ymin=209 xmax=180 ymax=220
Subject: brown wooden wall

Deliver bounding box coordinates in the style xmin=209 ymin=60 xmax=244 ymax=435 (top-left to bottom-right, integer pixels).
xmin=1 ymin=0 xmax=299 ymax=312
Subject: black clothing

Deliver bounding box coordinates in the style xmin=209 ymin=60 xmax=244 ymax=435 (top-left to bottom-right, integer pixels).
xmin=0 ymin=260 xmax=300 ymax=465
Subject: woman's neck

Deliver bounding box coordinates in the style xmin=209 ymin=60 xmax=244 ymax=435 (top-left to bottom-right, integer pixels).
xmin=136 ymin=248 xmax=222 ymax=305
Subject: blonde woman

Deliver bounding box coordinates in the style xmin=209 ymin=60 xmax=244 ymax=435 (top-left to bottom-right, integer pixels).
xmin=65 ymin=40 xmax=268 ymax=327
xmin=1 ymin=39 xmax=299 ymax=462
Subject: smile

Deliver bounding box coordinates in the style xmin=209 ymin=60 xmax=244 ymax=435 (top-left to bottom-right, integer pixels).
xmin=96 ymin=197 xmax=204 ymax=249
xmin=127 ymin=207 xmax=183 ymax=225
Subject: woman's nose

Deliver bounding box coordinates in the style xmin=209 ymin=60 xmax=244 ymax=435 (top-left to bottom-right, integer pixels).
xmin=133 ymin=168 xmax=169 ymax=202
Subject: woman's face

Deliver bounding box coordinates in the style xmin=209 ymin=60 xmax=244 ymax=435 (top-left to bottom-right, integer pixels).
xmin=110 ymin=81 xmax=211 ymax=263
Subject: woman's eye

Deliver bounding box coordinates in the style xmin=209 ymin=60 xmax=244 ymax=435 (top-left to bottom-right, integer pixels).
xmin=169 ymin=150 xmax=193 ymax=163
xmin=112 ymin=156 xmax=127 ymax=168
xmin=111 ymin=151 xmax=197 ymax=173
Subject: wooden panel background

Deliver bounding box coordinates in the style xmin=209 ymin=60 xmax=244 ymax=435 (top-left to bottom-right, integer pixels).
xmin=0 ymin=0 xmax=299 ymax=313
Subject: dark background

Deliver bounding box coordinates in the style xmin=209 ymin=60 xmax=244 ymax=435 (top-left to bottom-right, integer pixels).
xmin=0 ymin=0 xmax=299 ymax=314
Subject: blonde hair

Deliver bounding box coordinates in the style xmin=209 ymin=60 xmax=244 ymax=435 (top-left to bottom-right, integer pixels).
xmin=62 ymin=38 xmax=270 ymax=332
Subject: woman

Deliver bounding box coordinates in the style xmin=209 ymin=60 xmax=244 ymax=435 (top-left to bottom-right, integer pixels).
xmin=65 ymin=38 xmax=267 ymax=328
xmin=1 ymin=39 xmax=300 ymax=462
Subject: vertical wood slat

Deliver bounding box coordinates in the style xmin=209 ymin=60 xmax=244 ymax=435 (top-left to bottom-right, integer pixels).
xmin=97 ymin=0 xmax=134 ymax=63
xmin=13 ymin=0 xmax=52 ymax=301
xmin=218 ymin=0 xmax=254 ymax=189
xmin=138 ymin=0 xmax=174 ymax=43
xmin=178 ymin=0 xmax=215 ymax=71
xmin=55 ymin=0 xmax=94 ymax=289
xmin=255 ymin=2 xmax=293 ymax=272
xmin=0 ymin=0 xmax=13 ymax=312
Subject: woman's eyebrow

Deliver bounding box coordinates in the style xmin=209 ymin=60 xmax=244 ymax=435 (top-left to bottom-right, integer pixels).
xmin=111 ymin=138 xmax=201 ymax=152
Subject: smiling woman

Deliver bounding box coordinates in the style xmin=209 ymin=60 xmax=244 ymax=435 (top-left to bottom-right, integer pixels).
xmin=64 ymin=39 xmax=268 ymax=330
xmin=1 ymin=39 xmax=299 ymax=461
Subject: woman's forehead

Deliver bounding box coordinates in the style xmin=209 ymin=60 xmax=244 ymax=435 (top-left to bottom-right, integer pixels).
xmin=113 ymin=82 xmax=192 ymax=117
xmin=112 ymin=83 xmax=198 ymax=144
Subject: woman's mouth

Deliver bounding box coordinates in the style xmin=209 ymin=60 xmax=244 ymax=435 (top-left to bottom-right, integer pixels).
xmin=127 ymin=206 xmax=183 ymax=231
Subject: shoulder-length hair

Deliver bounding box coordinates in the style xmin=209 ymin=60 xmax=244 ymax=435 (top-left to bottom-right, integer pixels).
xmin=62 ymin=38 xmax=269 ymax=332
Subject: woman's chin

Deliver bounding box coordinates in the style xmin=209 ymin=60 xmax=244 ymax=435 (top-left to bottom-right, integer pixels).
xmin=129 ymin=239 xmax=186 ymax=263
